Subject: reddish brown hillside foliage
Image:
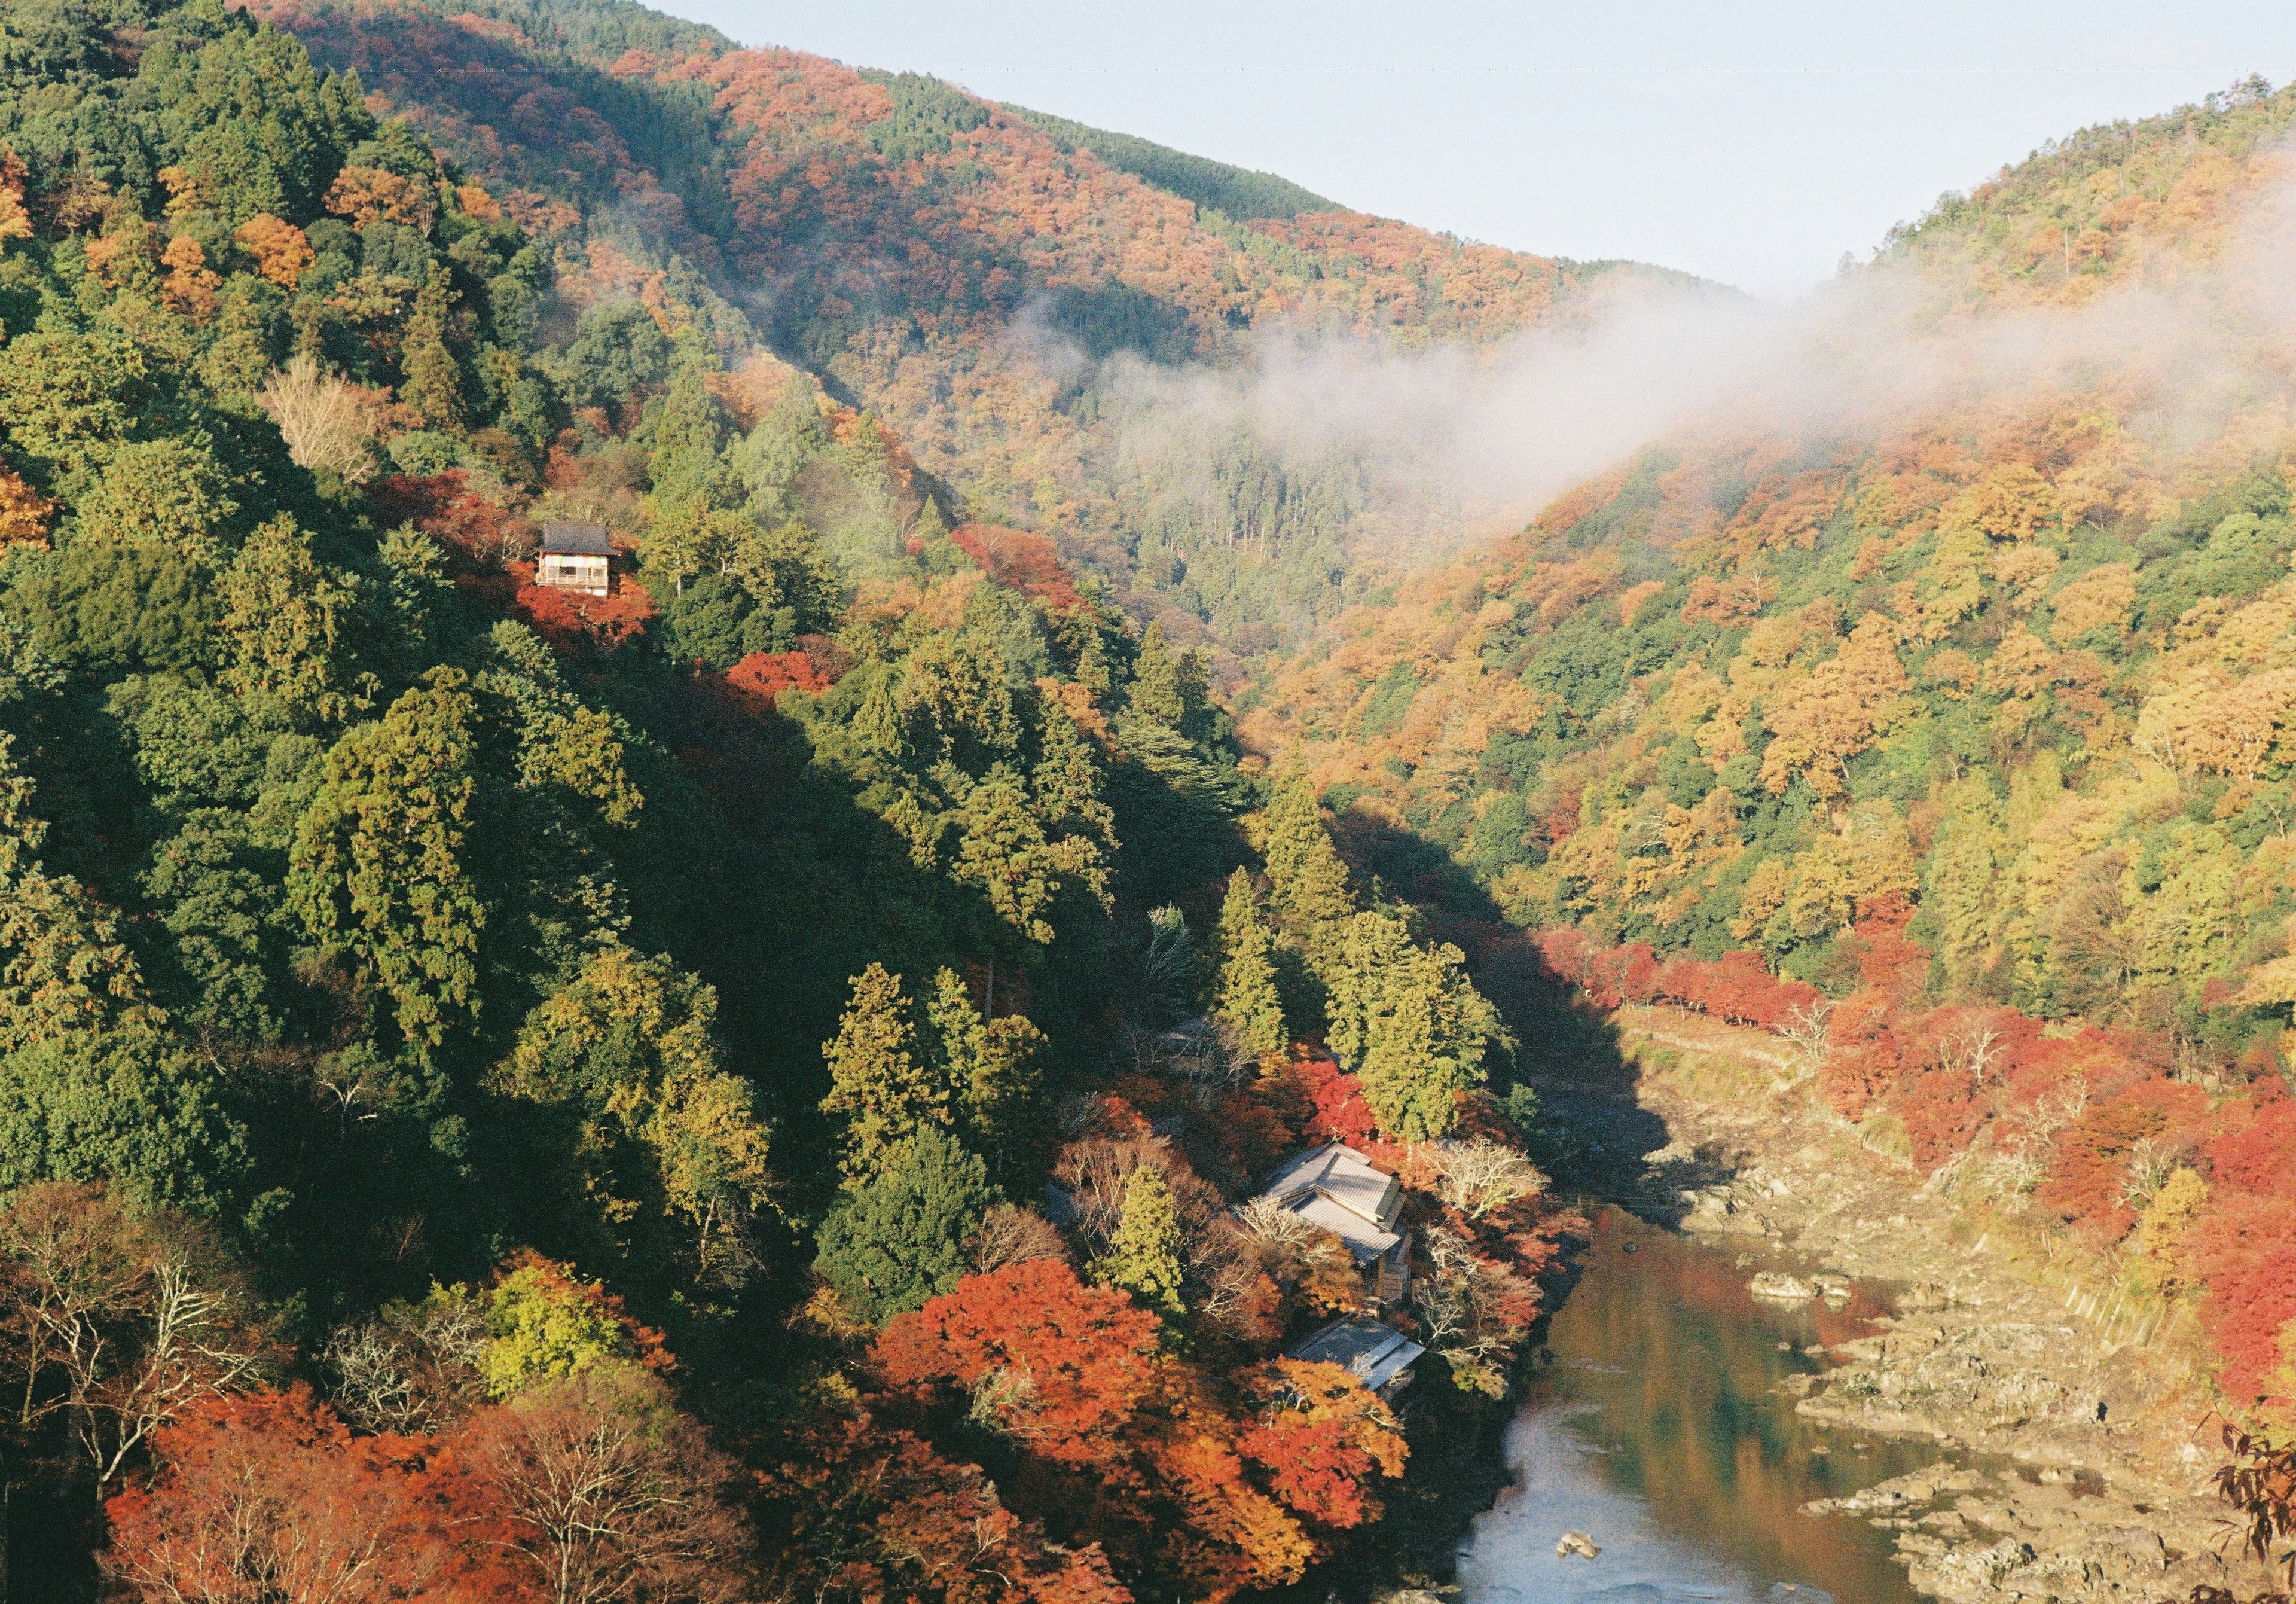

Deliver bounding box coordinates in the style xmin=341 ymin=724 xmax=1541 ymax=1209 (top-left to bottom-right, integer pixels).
xmin=875 ymin=1260 xmax=1159 ymax=1462
xmin=952 ymin=524 xmax=1089 ymax=612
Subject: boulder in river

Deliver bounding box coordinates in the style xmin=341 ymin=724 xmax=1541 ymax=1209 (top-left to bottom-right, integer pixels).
xmin=1749 ymin=1271 xmax=1817 ymax=1299
xmin=1555 ymin=1529 xmax=1602 ymax=1559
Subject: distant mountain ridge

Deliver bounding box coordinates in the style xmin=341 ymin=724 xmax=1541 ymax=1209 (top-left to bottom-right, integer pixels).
xmin=245 ymin=0 xmax=1718 ymax=654
xmin=1002 ymin=104 xmax=1341 ymax=221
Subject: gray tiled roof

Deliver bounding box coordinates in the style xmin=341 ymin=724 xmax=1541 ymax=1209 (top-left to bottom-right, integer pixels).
xmin=1288 ymin=1316 xmax=1425 ymax=1393
xmin=1255 ymin=1142 xmax=1403 ymax=1262
xmin=540 ymin=522 xmax=615 ymax=556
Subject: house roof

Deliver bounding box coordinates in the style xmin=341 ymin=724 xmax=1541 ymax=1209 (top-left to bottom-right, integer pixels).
xmin=540 ymin=522 xmax=615 ymax=557
xmin=1255 ymin=1142 xmax=1402 ymax=1263
xmin=1288 ymin=1316 xmax=1425 ymax=1393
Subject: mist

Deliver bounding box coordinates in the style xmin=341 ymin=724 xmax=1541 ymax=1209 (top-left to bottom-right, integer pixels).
xmin=1046 ymin=154 xmax=2296 ymax=567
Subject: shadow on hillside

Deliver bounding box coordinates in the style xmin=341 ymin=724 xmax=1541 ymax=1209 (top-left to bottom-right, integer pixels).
xmin=1330 ymin=806 xmax=1695 ymax=1221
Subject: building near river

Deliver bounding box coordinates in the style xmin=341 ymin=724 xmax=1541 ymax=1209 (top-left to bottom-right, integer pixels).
xmin=1287 ymin=1315 xmax=1426 ymax=1399
xmin=1253 ymin=1141 xmax=1412 ymax=1304
xmin=537 ymin=521 xmax=615 ymax=595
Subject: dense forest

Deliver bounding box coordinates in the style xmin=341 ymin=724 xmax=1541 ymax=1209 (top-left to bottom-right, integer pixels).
xmin=0 ymin=2 xmax=1576 ymax=1600
xmin=1245 ymin=78 xmax=2296 ymax=1446
xmin=5 ymin=0 xmax=2296 ymax=1598
xmin=224 ymin=0 xmax=1714 ymax=663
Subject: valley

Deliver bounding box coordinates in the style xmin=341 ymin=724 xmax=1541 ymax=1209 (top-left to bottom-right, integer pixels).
xmin=0 ymin=1 xmax=2291 ymax=1602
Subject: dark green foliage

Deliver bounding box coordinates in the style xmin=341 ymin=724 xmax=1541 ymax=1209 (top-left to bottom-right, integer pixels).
xmin=732 ymin=380 xmax=830 ymax=520
xmin=1009 ymin=105 xmax=1339 ymax=220
xmin=1358 ymin=661 xmax=1420 ymax=742
xmin=655 ymin=572 xmax=793 ymax=669
xmin=11 ymin=538 xmax=219 ymax=673
xmin=141 ymin=810 xmax=286 ymax=1039
xmin=814 ymin=1125 xmax=993 ymax=1325
xmin=1045 ymin=280 xmax=1193 ymax=365
xmin=860 ymin=71 xmax=990 ymax=167
xmin=552 ymin=301 xmax=673 ymax=409
xmin=1463 ymin=793 xmax=1536 ymax=876
xmin=0 ymin=1033 xmax=248 ymax=1212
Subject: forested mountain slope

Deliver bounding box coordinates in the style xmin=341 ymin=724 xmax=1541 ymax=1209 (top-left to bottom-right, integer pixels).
xmin=224 ymin=0 xmax=1702 ymax=657
xmin=1244 ymin=77 xmax=2296 ymax=1428
xmin=0 ymin=3 xmax=1570 ymax=1599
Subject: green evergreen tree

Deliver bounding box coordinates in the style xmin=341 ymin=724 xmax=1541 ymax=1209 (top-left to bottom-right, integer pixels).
xmin=820 ymin=963 xmax=951 ymax=1180
xmin=732 ymin=378 xmax=830 ymax=520
xmin=1323 ymin=910 xmax=1507 ymax=1142
xmin=286 ymin=670 xmax=487 ymax=1054
xmin=1092 ymin=1163 xmax=1186 ymax=1322
xmin=1128 ymin=621 xmax=1186 ymax=726
xmin=924 ymin=966 xmax=1045 ymax=1171
xmin=814 ymin=1125 xmax=992 ymax=1324
xmin=647 ymin=355 xmax=741 ymax=518
xmin=401 ymin=264 xmax=463 ymax=432
xmin=218 ymin=516 xmax=361 ymax=727
xmin=1926 ymin=778 xmax=2010 ymax=995
xmin=1214 ymin=868 xmax=1286 ymax=1055
xmin=1262 ymin=775 xmax=1353 ymax=931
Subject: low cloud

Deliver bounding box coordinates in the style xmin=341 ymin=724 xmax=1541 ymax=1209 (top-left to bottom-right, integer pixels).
xmin=1060 ymin=157 xmax=2296 ymax=565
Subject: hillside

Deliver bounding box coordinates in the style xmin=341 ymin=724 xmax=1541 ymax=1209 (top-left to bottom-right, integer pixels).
xmin=4 ymin=1 xmax=2294 ymax=1598
xmin=0 ymin=3 xmax=1572 ymax=1600
xmin=229 ymin=0 xmax=1706 ymax=659
xmin=1242 ymin=76 xmax=2296 ymax=1434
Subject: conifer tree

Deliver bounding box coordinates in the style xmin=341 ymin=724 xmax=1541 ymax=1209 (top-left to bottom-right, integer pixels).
xmin=922 ymin=967 xmax=1042 ymax=1162
xmin=1262 ymin=776 xmax=1353 ymax=932
xmin=400 ymin=264 xmax=463 ymax=431
xmin=647 ymin=355 xmax=742 ymax=519
xmin=814 ymin=1126 xmax=992 ymax=1325
xmin=1214 ymin=868 xmax=1287 ymax=1056
xmin=733 ymin=377 xmax=829 ymax=519
xmin=820 ymin=964 xmax=950 ymax=1181
xmin=218 ymin=516 xmax=360 ymax=727
xmin=1323 ymin=911 xmax=1506 ymax=1142
xmin=1128 ymin=621 xmax=1186 ymax=726
xmin=286 ymin=670 xmax=485 ymax=1053
xmin=1092 ymin=1163 xmax=1186 ymax=1322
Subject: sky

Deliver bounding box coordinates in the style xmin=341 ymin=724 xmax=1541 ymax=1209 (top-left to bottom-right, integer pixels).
xmin=649 ymin=1 xmax=2294 ymax=299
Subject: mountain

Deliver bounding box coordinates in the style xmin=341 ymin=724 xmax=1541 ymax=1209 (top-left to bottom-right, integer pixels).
xmin=242 ymin=0 xmax=1713 ymax=657
xmin=1 ymin=0 xmax=2291 ymax=1597
xmin=1241 ymin=77 xmax=2296 ymax=1425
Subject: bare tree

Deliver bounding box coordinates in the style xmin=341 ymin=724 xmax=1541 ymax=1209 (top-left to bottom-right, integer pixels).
xmin=1051 ymin=1134 xmax=1222 ymax=1260
xmin=1935 ymin=1020 xmax=2005 ymax=1084
xmin=1125 ymin=1014 xmax=1253 ymax=1103
xmin=0 ymin=1182 xmax=271 ymax=1490
xmin=259 ymin=355 xmax=384 ymax=486
xmin=321 ymin=1293 xmax=488 ymax=1434
xmin=967 ymin=1203 xmax=1068 ymax=1276
xmin=1774 ymin=996 xmax=1834 ymax=1080
xmin=2120 ymin=1136 xmax=2179 ymax=1208
xmin=1411 ymin=1229 xmax=1526 ymax=1396
xmin=1235 ymin=1195 xmax=1321 ymax=1251
xmin=1431 ymin=1138 xmax=1546 ymax=1221
xmin=466 ymin=1365 xmax=752 ymax=1604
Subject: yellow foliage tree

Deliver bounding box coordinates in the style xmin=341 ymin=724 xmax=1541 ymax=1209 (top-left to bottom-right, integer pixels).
xmin=1758 ymin=614 xmax=1910 ymax=798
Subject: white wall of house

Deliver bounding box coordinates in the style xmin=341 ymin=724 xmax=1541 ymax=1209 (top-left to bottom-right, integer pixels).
xmin=539 ymin=554 xmax=610 ymax=595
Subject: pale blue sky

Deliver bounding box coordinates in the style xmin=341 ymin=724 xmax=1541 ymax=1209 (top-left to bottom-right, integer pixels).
xmin=653 ymin=2 xmax=2293 ymax=298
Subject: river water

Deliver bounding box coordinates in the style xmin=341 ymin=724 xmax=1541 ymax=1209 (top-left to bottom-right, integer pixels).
xmin=1456 ymin=1204 xmax=1947 ymax=1604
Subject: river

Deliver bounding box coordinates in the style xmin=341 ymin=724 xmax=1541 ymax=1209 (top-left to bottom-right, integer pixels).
xmin=1455 ymin=1204 xmax=1952 ymax=1604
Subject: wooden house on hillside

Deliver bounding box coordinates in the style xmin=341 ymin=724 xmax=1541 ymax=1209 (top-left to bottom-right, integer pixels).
xmin=1253 ymin=1142 xmax=1412 ymax=1306
xmin=538 ymin=522 xmax=614 ymax=596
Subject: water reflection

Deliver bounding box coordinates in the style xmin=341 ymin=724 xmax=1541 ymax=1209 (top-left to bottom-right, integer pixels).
xmin=1457 ymin=1205 xmax=1944 ymax=1604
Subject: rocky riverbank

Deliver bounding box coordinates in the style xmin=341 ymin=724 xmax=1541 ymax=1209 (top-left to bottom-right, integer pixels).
xmin=1534 ymin=1003 xmax=2280 ymax=1603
